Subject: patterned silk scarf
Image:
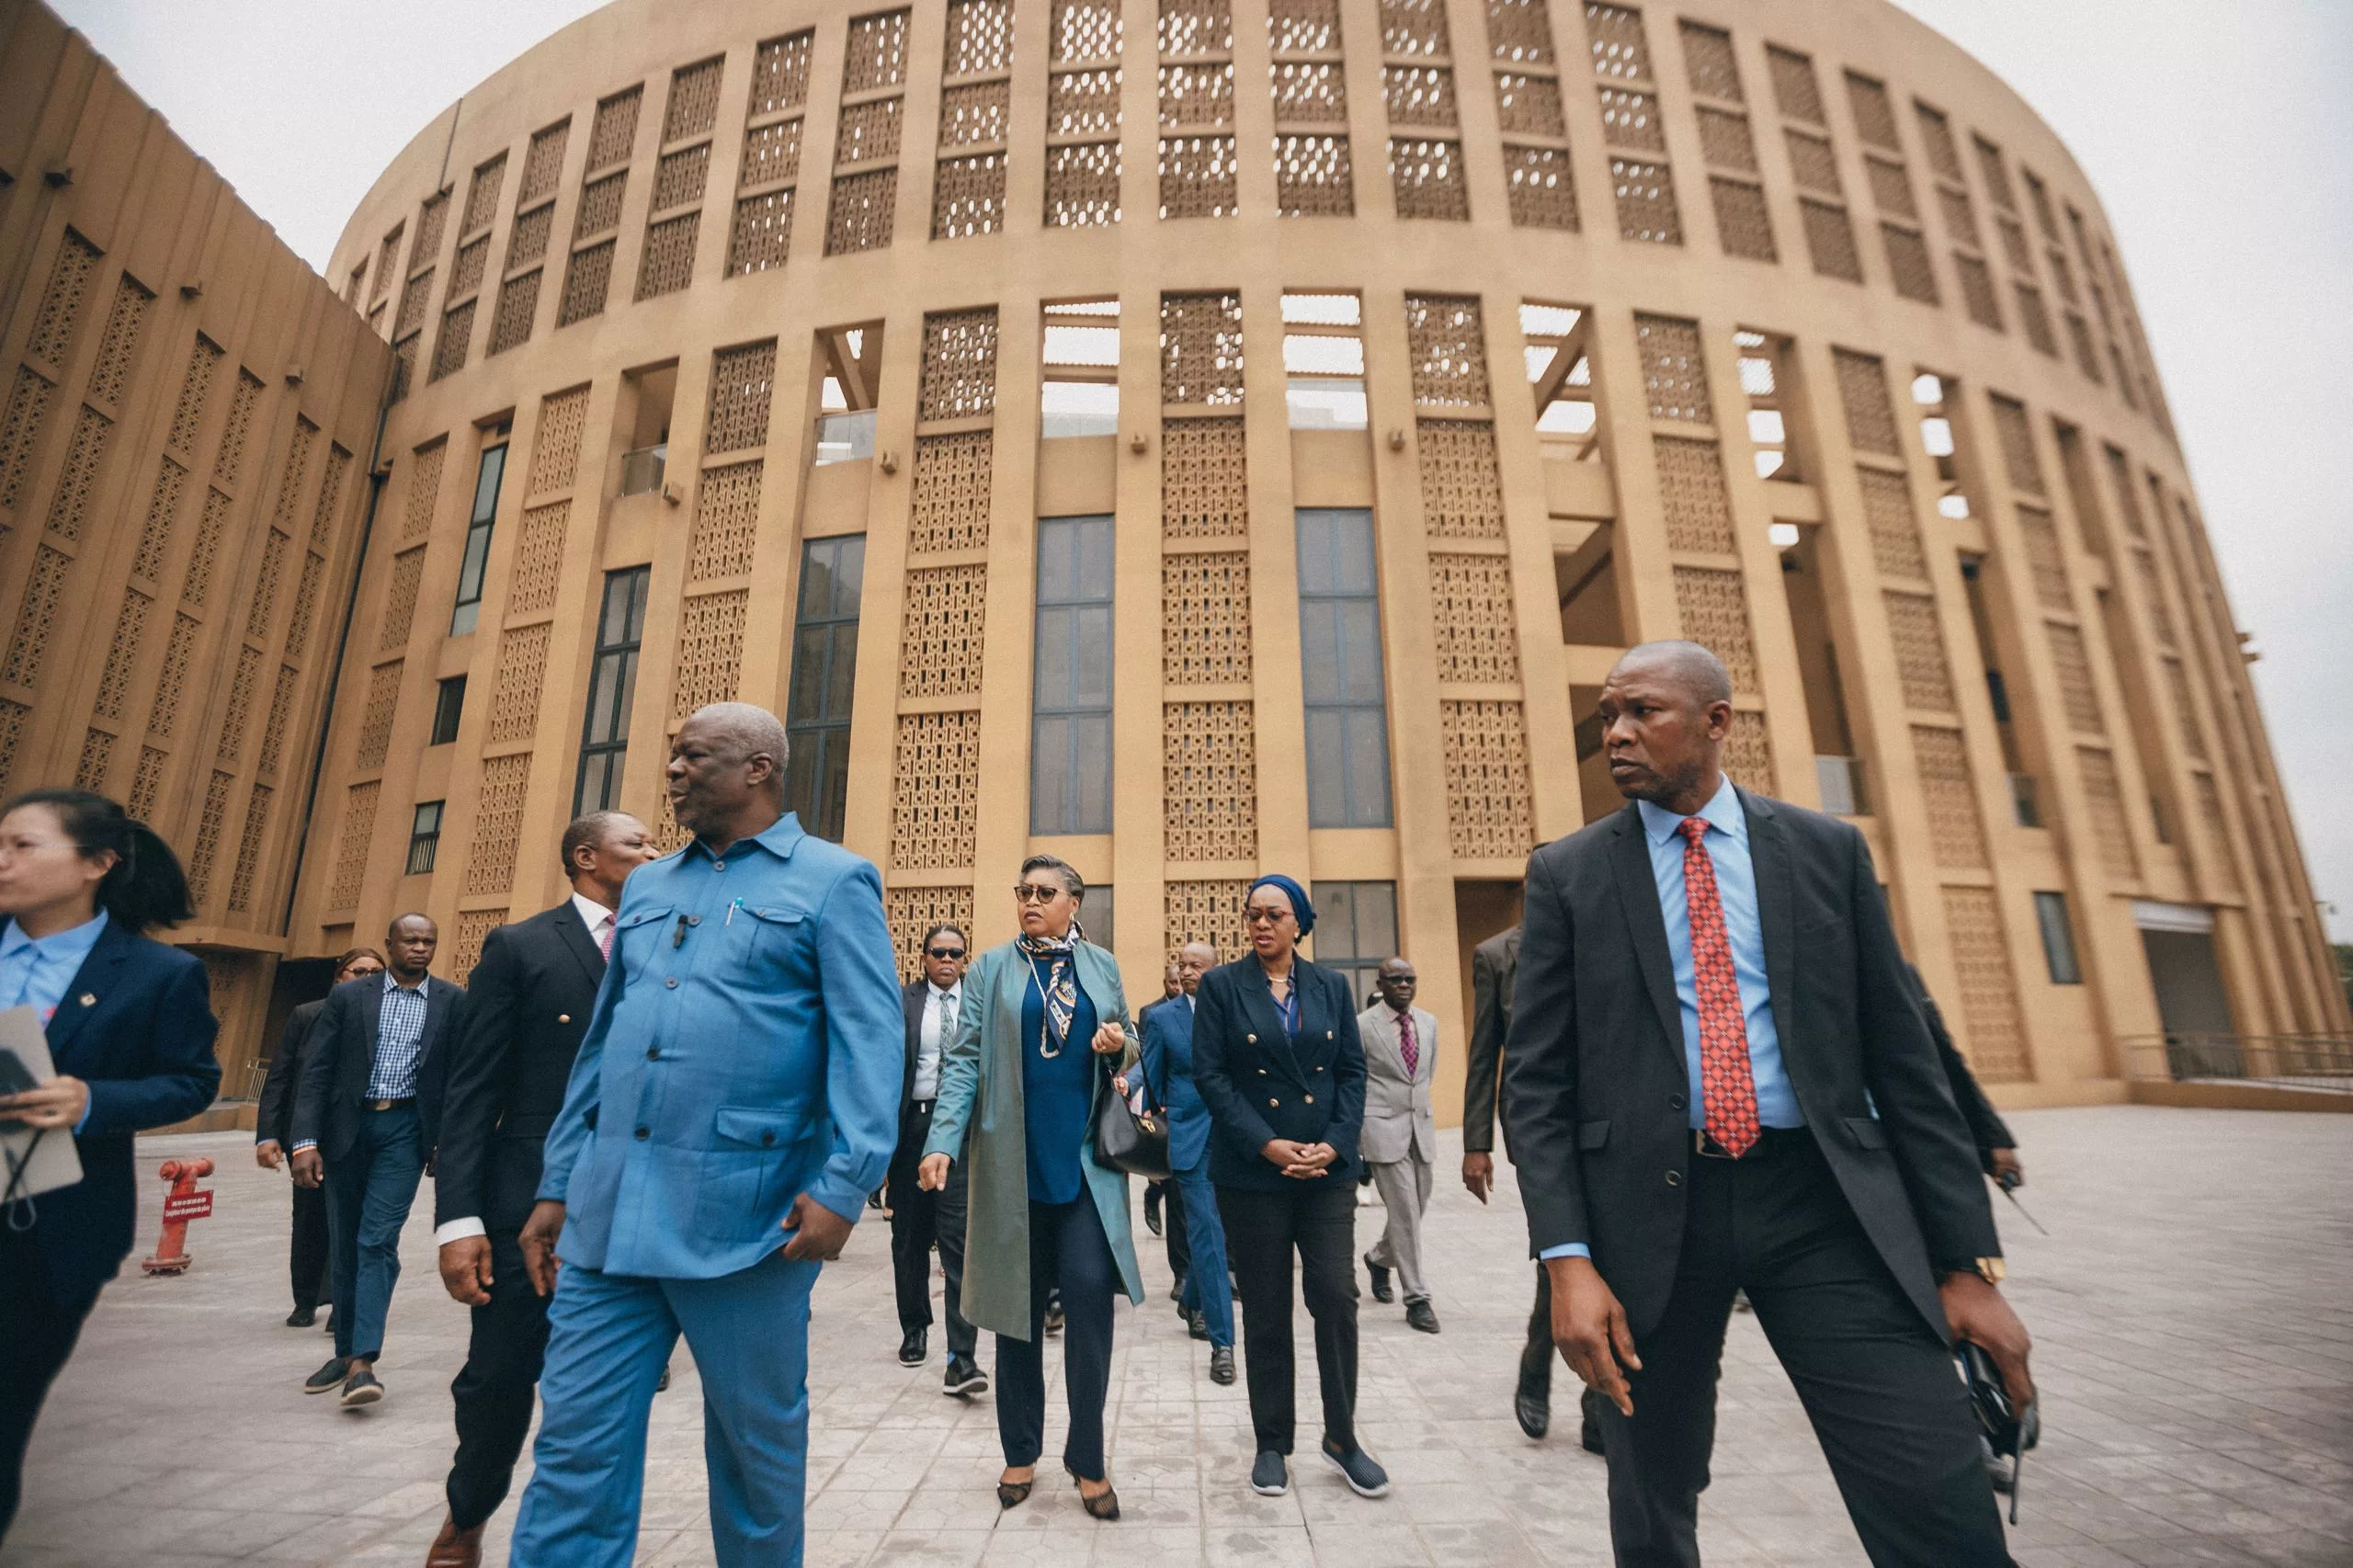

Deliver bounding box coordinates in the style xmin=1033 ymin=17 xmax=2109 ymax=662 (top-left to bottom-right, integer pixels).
xmin=1016 ymin=929 xmax=1079 ymax=1055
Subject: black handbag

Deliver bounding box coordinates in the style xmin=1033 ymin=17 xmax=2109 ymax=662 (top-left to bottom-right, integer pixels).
xmin=1093 ymin=1045 xmax=1171 ymax=1181
xmin=1957 ymin=1340 xmax=2039 ymax=1523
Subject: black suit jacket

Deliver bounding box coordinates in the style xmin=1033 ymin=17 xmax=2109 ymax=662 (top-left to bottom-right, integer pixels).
xmin=1461 ymin=924 xmax=1521 ymax=1155
xmin=1501 ymin=791 xmax=1999 ymax=1341
xmin=431 ymin=903 xmax=604 ymax=1235
xmin=1189 ymin=955 xmax=1367 ymax=1192
xmin=1907 ymin=962 xmax=2016 ymax=1163
xmin=255 ymin=997 xmax=324 ymax=1150
xmin=6 ymin=917 xmax=220 ymax=1301
xmin=290 ymin=971 xmax=463 ymax=1164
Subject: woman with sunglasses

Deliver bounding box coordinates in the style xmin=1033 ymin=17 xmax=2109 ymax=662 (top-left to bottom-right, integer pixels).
xmin=918 ymin=855 xmax=1142 ymax=1520
xmin=255 ymin=946 xmax=385 ymax=1329
xmin=1190 ymin=874 xmax=1386 ymax=1501
xmin=0 ymin=790 xmax=221 ymax=1542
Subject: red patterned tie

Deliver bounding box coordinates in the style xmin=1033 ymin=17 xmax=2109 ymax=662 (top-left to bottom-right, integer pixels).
xmin=597 ymin=921 xmax=614 ymax=960
xmin=1396 ymin=1010 xmax=1418 ymax=1079
xmin=1680 ymin=817 xmax=1759 ymax=1157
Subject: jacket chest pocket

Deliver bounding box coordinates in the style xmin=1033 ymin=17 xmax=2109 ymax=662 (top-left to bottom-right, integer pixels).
xmin=613 ymin=905 xmax=675 ymax=985
xmin=733 ymin=903 xmax=806 ymax=970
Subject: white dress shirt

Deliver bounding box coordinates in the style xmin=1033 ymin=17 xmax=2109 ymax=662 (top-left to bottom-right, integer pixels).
xmin=433 ymin=893 xmax=616 ymax=1248
xmin=913 ymin=981 xmax=961 ymax=1103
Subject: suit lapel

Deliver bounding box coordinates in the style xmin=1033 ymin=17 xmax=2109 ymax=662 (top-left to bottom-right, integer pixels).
xmin=1744 ymin=791 xmax=1800 ymax=1071
xmin=1608 ymin=805 xmax=1687 ymax=1074
xmin=553 ymin=901 xmax=604 ymax=990
xmin=42 ymin=923 xmax=130 ymax=1062
xmin=1242 ymin=968 xmax=1309 ymax=1085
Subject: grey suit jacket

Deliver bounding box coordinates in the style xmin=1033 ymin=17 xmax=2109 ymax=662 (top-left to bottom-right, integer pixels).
xmin=1461 ymin=925 xmax=1520 ymax=1155
xmin=1357 ymin=1002 xmax=1438 ymax=1165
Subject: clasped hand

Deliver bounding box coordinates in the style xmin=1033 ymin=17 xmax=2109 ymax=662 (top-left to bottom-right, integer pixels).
xmin=1260 ymin=1138 xmax=1336 ymax=1179
xmin=0 ymin=1073 xmax=88 ymax=1131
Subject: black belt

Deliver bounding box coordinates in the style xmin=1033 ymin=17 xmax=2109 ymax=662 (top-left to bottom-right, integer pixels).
xmin=364 ymin=1097 xmax=415 ymax=1112
xmin=1694 ymin=1125 xmax=1813 ymax=1159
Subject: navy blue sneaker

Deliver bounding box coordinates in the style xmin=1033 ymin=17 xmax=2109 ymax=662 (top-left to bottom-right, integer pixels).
xmin=1322 ymin=1439 xmax=1390 ymax=1498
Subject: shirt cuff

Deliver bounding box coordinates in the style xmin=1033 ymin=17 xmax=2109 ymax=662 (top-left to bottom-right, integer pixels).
xmin=74 ymin=1104 xmax=91 ymax=1135
xmin=292 ymin=1141 xmax=317 ymax=1153
xmin=1539 ymin=1243 xmax=1592 ymax=1261
xmin=434 ymin=1217 xmax=487 ymax=1246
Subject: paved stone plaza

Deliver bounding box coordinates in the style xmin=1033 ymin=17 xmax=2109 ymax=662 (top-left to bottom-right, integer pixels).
xmin=9 ymin=1105 xmax=2350 ymax=1567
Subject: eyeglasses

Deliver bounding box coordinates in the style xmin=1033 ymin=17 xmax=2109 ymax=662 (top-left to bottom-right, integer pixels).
xmin=926 ymin=947 xmax=966 ymax=960
xmin=1242 ymin=906 xmax=1293 ymax=926
xmin=1012 ymin=883 xmax=1065 ymax=904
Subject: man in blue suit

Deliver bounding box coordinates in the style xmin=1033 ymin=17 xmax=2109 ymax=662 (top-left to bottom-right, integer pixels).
xmin=1138 ymin=940 xmax=1235 ymax=1385
xmin=507 ymin=704 xmax=903 ymax=1568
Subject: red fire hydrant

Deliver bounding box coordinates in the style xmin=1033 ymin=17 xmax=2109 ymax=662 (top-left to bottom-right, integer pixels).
xmin=142 ymin=1157 xmax=216 ymax=1275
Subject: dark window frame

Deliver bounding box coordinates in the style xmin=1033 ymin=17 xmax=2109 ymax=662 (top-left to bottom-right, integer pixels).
xmin=783 ymin=536 xmax=866 ymax=842
xmin=1031 ymin=515 xmax=1116 ymax=835
xmin=449 ymin=441 xmax=507 ymax=635
xmin=405 ymin=800 xmax=445 ymax=875
xmin=2032 ymin=890 xmax=2082 ymax=984
xmin=573 ymin=566 xmax=652 ymax=816
xmin=1310 ymin=880 xmax=1400 ymax=1007
xmin=1297 ymin=507 xmax=1393 ymax=827
xmin=429 ymin=676 xmax=467 ymax=745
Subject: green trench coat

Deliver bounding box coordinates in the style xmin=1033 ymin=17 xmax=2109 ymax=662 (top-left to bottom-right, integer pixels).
xmin=923 ymin=937 xmax=1147 ymax=1339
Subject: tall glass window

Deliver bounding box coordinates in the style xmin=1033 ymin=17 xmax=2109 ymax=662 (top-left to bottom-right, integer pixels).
xmin=1311 ymin=881 xmax=1399 ymax=1007
xmin=784 ymin=536 xmax=865 ymax=841
xmin=2033 ymin=890 xmax=2083 ymax=984
xmin=405 ymin=801 xmax=444 ymax=876
xmin=573 ymin=567 xmax=650 ymax=815
xmin=449 ymin=442 xmax=507 ymax=635
xmin=1297 ymin=507 xmax=1392 ymax=826
xmin=1032 ymin=515 xmax=1115 ymax=834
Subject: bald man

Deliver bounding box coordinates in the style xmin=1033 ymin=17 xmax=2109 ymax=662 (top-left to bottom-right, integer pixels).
xmin=1503 ymin=641 xmax=2032 ymax=1567
xmin=508 ymin=705 xmax=903 ymax=1568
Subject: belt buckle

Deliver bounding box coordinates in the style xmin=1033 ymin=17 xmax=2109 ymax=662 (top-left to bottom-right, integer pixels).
xmin=1694 ymin=1129 xmax=1734 ymax=1160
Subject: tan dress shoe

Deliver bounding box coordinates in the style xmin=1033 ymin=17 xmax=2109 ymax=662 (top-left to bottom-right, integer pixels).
xmin=425 ymin=1515 xmax=483 ymax=1568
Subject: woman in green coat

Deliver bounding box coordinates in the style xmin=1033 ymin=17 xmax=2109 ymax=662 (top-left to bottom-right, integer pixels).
xmin=919 ymin=855 xmax=1144 ymax=1519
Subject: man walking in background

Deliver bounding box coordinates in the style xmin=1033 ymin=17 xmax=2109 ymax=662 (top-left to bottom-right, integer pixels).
xmin=891 ymin=922 xmax=984 ymax=1396
xmin=1139 ymin=940 xmax=1235 ymax=1384
xmin=291 ymin=914 xmax=462 ymax=1410
xmin=508 ymin=703 xmax=902 ymax=1568
xmin=420 ymin=811 xmax=654 ymax=1568
xmin=1138 ymin=963 xmax=1185 ymax=1244
xmin=256 ymin=947 xmax=384 ymax=1330
xmin=1358 ymin=958 xmax=1441 ymax=1335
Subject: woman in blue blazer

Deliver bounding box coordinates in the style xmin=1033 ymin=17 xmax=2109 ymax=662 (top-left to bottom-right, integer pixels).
xmin=1189 ymin=874 xmax=1385 ymax=1503
xmin=0 ymin=790 xmax=220 ymax=1541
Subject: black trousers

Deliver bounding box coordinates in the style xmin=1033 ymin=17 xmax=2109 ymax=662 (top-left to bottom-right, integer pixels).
xmin=0 ymin=1227 xmax=99 ymax=1543
xmin=1157 ymin=1177 xmax=1191 ymax=1285
xmin=1218 ymin=1180 xmax=1358 ymax=1455
xmin=443 ymin=1230 xmax=551 ymax=1533
xmin=889 ymin=1106 xmax=978 ymax=1359
xmin=1521 ymin=1260 xmax=1553 ymax=1395
xmin=290 ymin=1179 xmax=329 ymax=1312
xmin=995 ymin=1195 xmax=1118 ymax=1479
xmin=1597 ymin=1131 xmax=2010 ymax=1568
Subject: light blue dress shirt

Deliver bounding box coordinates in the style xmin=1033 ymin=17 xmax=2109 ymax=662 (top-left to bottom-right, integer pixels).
xmin=1540 ymin=778 xmax=1801 ymax=1262
xmin=0 ymin=908 xmax=109 ymax=1133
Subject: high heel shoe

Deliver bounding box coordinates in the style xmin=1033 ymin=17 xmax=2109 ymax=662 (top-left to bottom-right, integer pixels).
xmin=996 ymin=1471 xmax=1035 ymax=1508
xmin=1065 ymin=1463 xmax=1121 ymax=1520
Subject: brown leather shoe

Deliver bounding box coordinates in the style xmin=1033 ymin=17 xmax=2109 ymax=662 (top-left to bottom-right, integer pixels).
xmin=425 ymin=1515 xmax=483 ymax=1568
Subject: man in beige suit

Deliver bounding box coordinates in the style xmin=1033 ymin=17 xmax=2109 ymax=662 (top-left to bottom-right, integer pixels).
xmin=1357 ymin=958 xmax=1441 ymax=1334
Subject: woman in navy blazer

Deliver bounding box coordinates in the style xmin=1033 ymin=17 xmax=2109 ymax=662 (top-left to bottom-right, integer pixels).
xmin=0 ymin=790 xmax=219 ymax=1541
xmin=1188 ymin=874 xmax=1386 ymax=1503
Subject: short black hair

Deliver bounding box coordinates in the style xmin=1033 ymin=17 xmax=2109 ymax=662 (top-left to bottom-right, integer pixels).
xmin=1 ymin=789 xmax=193 ymax=934
xmin=387 ymin=912 xmax=437 ymax=939
xmin=1018 ymin=854 xmax=1085 ymax=898
xmin=920 ymin=922 xmax=969 ymax=950
xmin=559 ymin=811 xmax=635 ymax=873
xmin=1615 ymin=639 xmax=1733 ymax=707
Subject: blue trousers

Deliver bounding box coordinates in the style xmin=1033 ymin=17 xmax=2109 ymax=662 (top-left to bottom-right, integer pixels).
xmin=510 ymin=1247 xmax=816 ymax=1568
xmin=323 ymin=1103 xmax=424 ymax=1362
xmin=1173 ymin=1162 xmax=1234 ymax=1347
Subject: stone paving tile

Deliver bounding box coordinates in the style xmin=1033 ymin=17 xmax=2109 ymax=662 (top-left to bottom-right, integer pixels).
xmin=10 ymin=1106 xmax=2352 ymax=1566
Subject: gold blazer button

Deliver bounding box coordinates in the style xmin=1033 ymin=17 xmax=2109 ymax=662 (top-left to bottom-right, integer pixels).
xmin=81 ymin=993 xmax=97 ymax=1006
xmin=558 ymin=1014 xmax=572 ymax=1023
xmin=1267 ymin=1097 xmax=1279 ymax=1108
xmin=1246 ymin=1033 xmax=1256 ymax=1044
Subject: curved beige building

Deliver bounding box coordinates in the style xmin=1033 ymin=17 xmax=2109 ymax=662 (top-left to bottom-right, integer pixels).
xmin=3 ymin=0 xmax=2341 ymax=1120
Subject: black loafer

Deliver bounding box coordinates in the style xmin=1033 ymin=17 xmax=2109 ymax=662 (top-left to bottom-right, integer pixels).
xmin=1250 ymin=1450 xmax=1289 ymax=1496
xmin=899 ymin=1326 xmax=928 ymax=1366
xmin=944 ymin=1355 xmax=988 ymax=1397
xmin=1404 ymin=1298 xmax=1440 ymax=1334
xmin=1363 ymin=1256 xmax=1392 ymax=1304
xmin=1514 ymin=1385 xmax=1551 ymax=1439
xmin=303 ymin=1357 xmax=350 ymax=1394
xmin=1321 ymin=1439 xmax=1390 ymax=1498
xmin=285 ymin=1305 xmax=316 ymax=1328
xmin=1210 ymin=1346 xmax=1236 ymax=1385
xmin=339 ymin=1367 xmax=384 ymax=1408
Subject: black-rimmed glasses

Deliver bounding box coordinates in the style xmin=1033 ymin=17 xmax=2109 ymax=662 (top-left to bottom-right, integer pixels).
xmin=926 ymin=946 xmax=966 ymax=960
xmin=1012 ymin=884 xmax=1064 ymax=904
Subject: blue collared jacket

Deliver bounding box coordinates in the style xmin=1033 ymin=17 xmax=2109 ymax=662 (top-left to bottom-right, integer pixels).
xmin=536 ymin=813 xmax=903 ymax=1279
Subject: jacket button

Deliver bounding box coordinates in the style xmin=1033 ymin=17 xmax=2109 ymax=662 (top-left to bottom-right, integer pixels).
xmin=1665 ymin=1170 xmax=1682 ymax=1187
xmin=1246 ymin=1033 xmax=1256 ymax=1044
xmin=1303 ymin=1093 xmax=1314 ymax=1105
xmin=1313 ymin=1065 xmax=1324 ymax=1073
xmin=1256 ymin=1068 xmax=1267 ymax=1075
xmin=1267 ymin=1097 xmax=1279 ymax=1108
xmin=558 ymin=1013 xmax=572 ymax=1024
xmin=761 ymin=1131 xmax=776 ymax=1147
xmin=645 ymin=1048 xmax=660 ymax=1061
xmin=665 ymin=977 xmax=679 ymax=988
xmin=1669 ymin=1093 xmax=1685 ymax=1111
xmin=635 ymin=1126 xmax=651 ymax=1141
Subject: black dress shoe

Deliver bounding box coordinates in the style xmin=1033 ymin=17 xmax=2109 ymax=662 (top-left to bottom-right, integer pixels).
xmin=1363 ymin=1255 xmax=1392 ymax=1304
xmin=1514 ymin=1384 xmax=1551 ymax=1439
xmin=285 ymin=1305 xmax=316 ymax=1328
xmin=1210 ymin=1346 xmax=1236 ymax=1385
xmin=1169 ymin=1273 xmax=1187 ymax=1304
xmin=1404 ymin=1298 xmax=1440 ymax=1334
xmin=944 ymin=1354 xmax=988 ymax=1396
xmin=900 ymin=1326 xmax=929 ymax=1366
xmin=1188 ymin=1309 xmax=1210 ymax=1341
xmin=1143 ymin=1182 xmax=1165 ymax=1236
xmin=1580 ymin=1389 xmax=1606 ymax=1455
xmin=339 ymin=1366 xmax=385 ymax=1407
xmin=1044 ymin=1302 xmax=1063 ymax=1336
xmin=303 ymin=1357 xmax=350 ymax=1393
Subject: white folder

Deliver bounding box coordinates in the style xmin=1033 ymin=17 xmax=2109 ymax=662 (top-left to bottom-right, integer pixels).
xmin=1 ymin=1003 xmax=85 ymax=1205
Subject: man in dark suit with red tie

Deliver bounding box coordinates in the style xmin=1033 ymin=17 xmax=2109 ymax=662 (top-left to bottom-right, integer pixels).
xmin=420 ymin=812 xmax=654 ymax=1568
xmin=1503 ymin=642 xmax=2034 ymax=1567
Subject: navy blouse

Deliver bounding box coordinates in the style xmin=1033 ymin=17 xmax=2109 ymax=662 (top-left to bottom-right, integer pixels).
xmin=1020 ymin=955 xmax=1099 ymax=1205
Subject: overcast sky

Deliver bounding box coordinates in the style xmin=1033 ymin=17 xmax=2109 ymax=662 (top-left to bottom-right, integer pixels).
xmin=49 ymin=0 xmax=2353 ymax=938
